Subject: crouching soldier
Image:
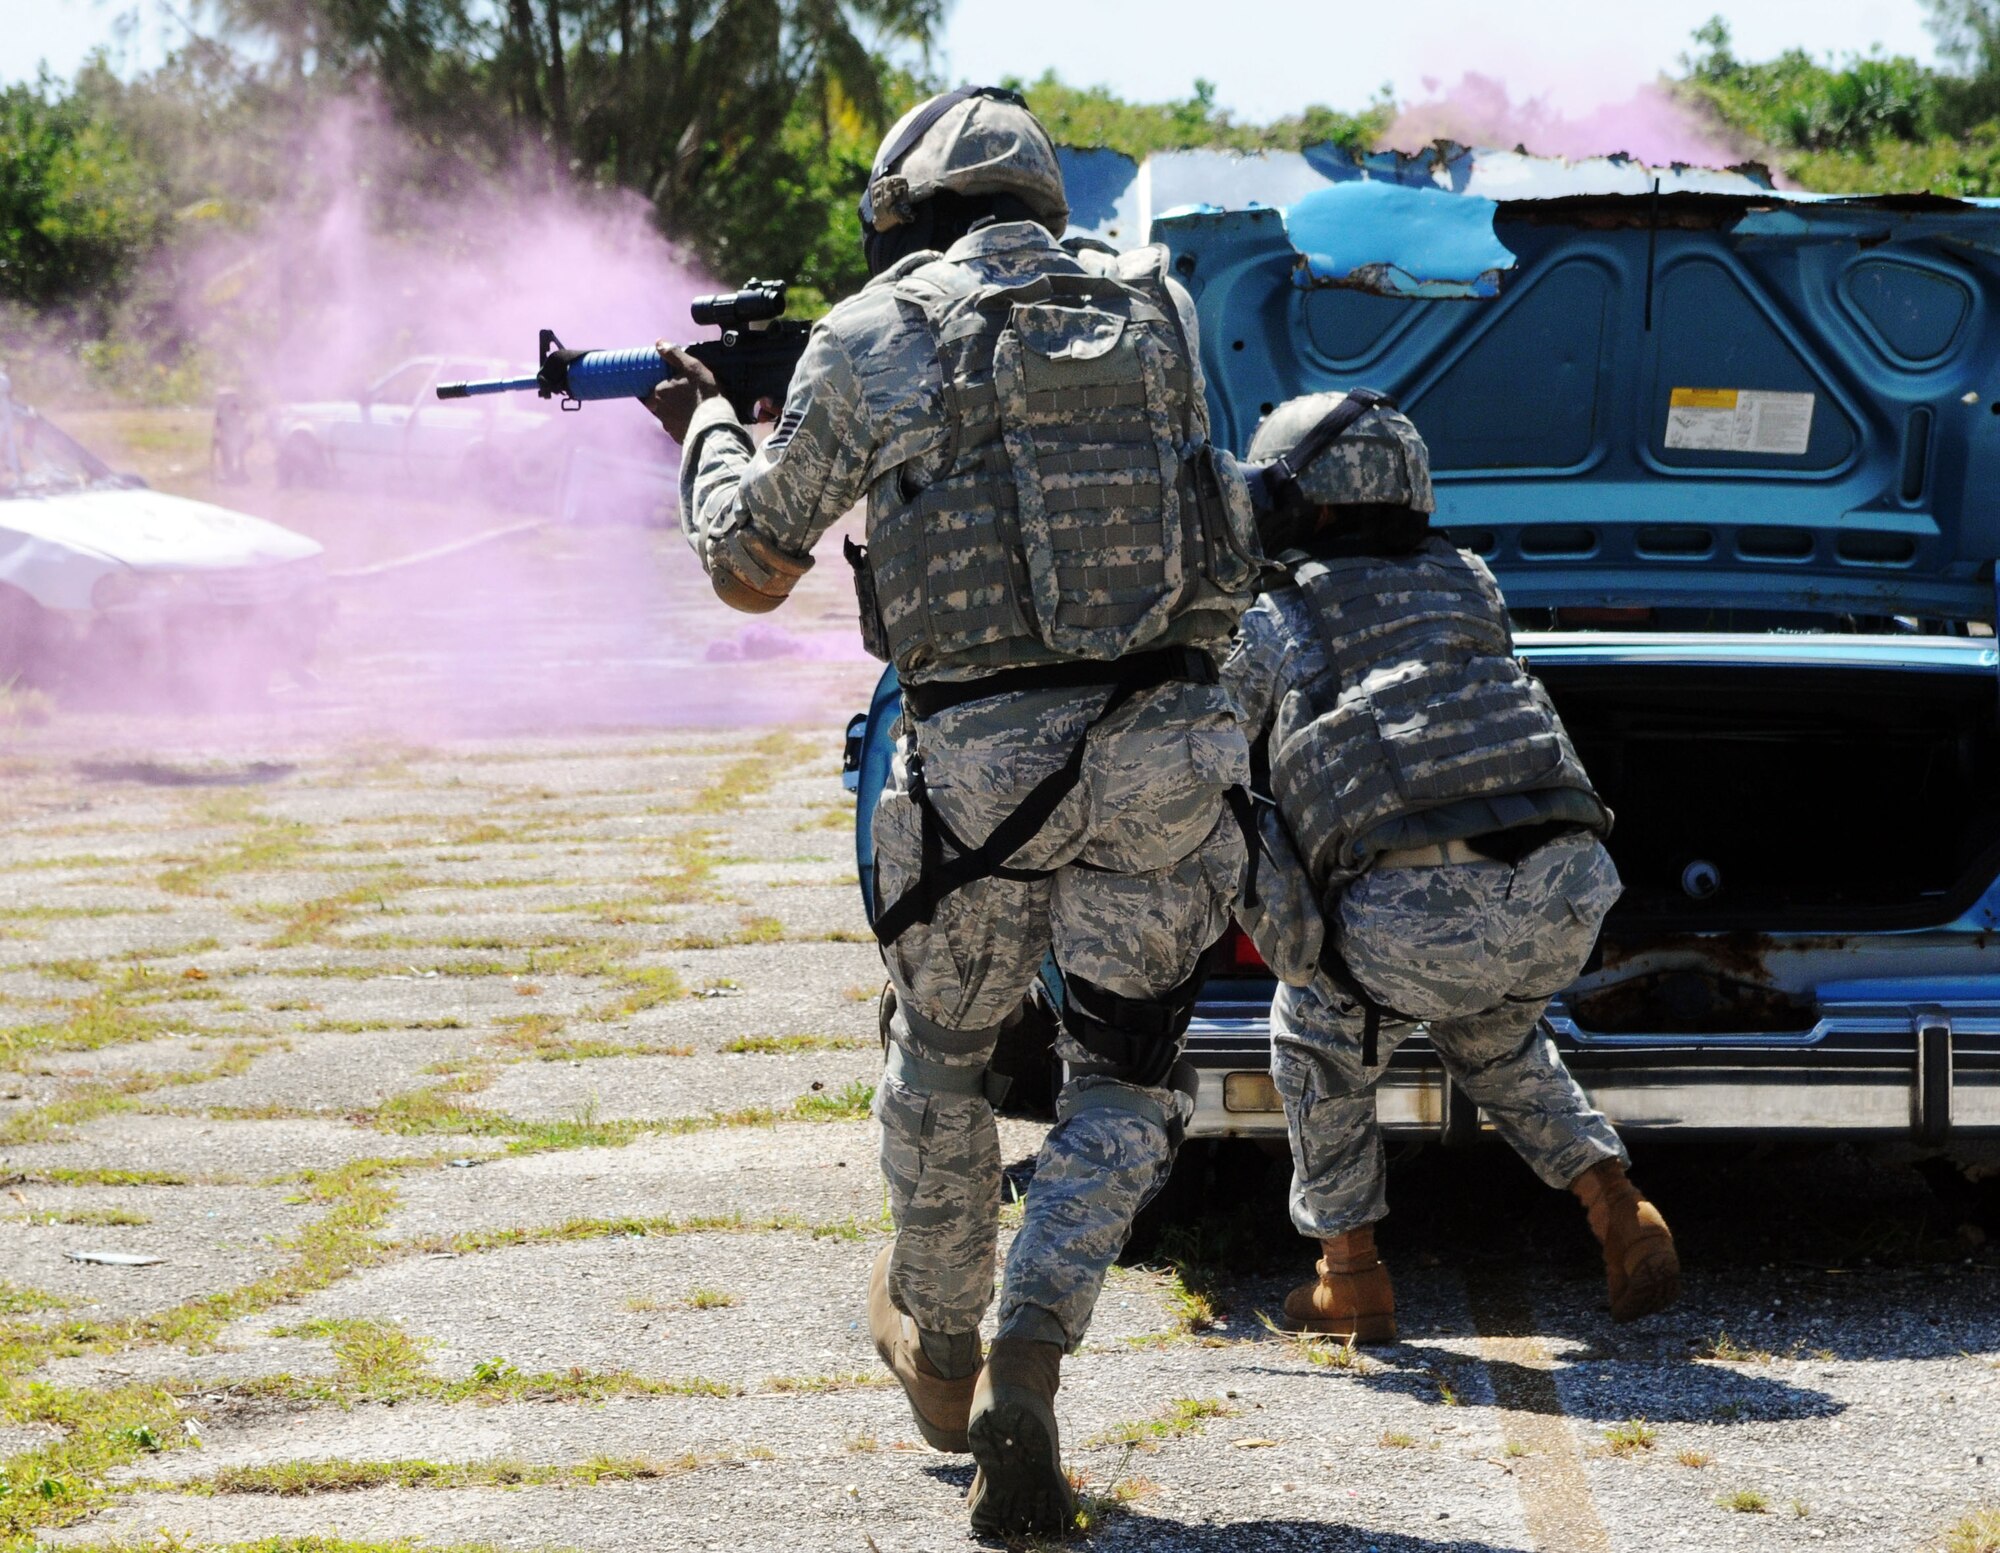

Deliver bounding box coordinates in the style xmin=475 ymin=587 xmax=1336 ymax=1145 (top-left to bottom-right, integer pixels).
xmin=1225 ymin=392 xmax=1680 ymax=1341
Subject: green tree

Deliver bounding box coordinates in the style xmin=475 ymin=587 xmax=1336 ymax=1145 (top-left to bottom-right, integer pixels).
xmin=1013 ymin=70 xmax=1387 ymax=158
xmin=193 ymin=0 xmax=947 ymax=285
xmin=0 ymin=73 xmax=161 ymax=317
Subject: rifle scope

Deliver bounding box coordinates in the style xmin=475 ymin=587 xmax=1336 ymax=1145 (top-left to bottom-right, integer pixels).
xmin=690 ymin=280 xmax=788 ymax=329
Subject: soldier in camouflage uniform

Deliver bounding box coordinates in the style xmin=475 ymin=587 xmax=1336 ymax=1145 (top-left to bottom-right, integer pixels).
xmin=1223 ymin=392 xmax=1680 ymax=1342
xmin=648 ymin=87 xmax=1264 ymax=1538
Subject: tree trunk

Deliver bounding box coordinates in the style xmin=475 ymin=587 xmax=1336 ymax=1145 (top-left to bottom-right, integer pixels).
xmin=544 ymin=0 xmax=569 ymax=142
xmin=615 ymin=0 xmax=635 ymax=180
xmin=508 ymin=0 xmax=546 ymax=127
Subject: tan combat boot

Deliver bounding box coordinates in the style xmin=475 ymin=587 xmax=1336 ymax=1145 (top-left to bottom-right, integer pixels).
xmin=1280 ymin=1225 xmax=1398 ymax=1344
xmin=867 ymin=1248 xmax=979 ymax=1452
xmin=966 ymin=1335 xmax=1076 ymax=1539
xmin=1572 ymin=1159 xmax=1682 ymax=1322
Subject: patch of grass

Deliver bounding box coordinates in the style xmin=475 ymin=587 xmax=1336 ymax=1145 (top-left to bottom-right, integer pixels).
xmin=1157 ymin=1262 xmax=1222 ymax=1335
xmin=1944 ymin=1508 xmax=2000 ymax=1553
xmin=761 ymin=1370 xmax=890 ymax=1395
xmin=687 ymin=732 xmax=807 ymax=813
xmin=8 ymin=1206 xmax=151 ymax=1227
xmin=1300 ymin=1334 xmax=1366 ymax=1369
xmin=1677 ymin=1448 xmax=1714 ymax=1468
xmin=682 ymin=1287 xmax=738 ymax=1310
xmin=593 ymin=963 xmax=685 ymax=1021
xmin=307 ymin=1017 xmax=466 ymax=1034
xmin=843 ymin=983 xmax=880 ymax=1002
xmin=1696 ymin=1330 xmax=1772 ymax=1364
xmin=0 ymin=965 xmax=192 ymax=1065
xmin=265 ymin=874 xmax=417 ymax=949
xmin=1791 ymin=1499 xmax=1811 ymax=1519
xmin=632 ymin=829 xmax=724 ymax=906
xmin=1719 ymin=1488 xmax=1770 ymax=1514
xmin=268 ymin=1317 xmax=436 ymax=1400
xmin=365 ymin=1083 xmax=645 ymax=1155
xmin=1085 ymin=1397 xmax=1237 ymax=1450
xmin=1603 ymin=1418 xmax=1657 ymax=1457
xmin=0 ymin=1280 xmax=71 ymax=1313
xmin=401 ymin=1209 xmax=871 ymax=1257
xmin=1252 ymin=1311 xmax=1367 ymax=1370
xmin=719 ymin=1033 xmax=869 ymax=1055
xmin=663 ymin=912 xmax=788 ymax=951
xmin=792 ymin=1079 xmax=875 ymax=1122
xmin=157 ymin=812 xmax=315 ymax=895
xmin=0 ymin=1150 xmax=426 ymax=1541
xmin=1379 ymin=1431 xmax=1418 ymax=1449
xmin=23 ymin=1167 xmax=191 ymax=1187
xmin=1502 ymin=1441 xmax=1530 ymax=1459
xmin=0 ymin=1068 xmax=176 ymax=1148
xmin=140 ymin=1453 xmax=720 ymax=1496
xmin=489 ymin=1013 xmax=687 ymax=1063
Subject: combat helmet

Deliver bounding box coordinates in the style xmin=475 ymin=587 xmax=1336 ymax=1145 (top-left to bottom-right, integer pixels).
xmin=1248 ymin=391 xmax=1435 ymax=514
xmin=859 ymin=85 xmax=1068 ymax=238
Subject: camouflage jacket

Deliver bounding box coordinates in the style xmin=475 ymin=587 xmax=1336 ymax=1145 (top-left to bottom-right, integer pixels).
xmin=679 ymin=222 xmax=1225 ymax=682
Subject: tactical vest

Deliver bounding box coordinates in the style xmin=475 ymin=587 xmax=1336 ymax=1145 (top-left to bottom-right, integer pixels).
xmin=858 ymin=243 xmax=1265 ymax=680
xmin=1268 ymin=537 xmax=1609 ymax=890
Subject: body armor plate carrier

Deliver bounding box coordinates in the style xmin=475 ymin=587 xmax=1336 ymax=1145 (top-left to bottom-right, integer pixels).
xmin=856 ymin=241 xmax=1263 ymax=680
xmin=1272 ymin=536 xmax=1607 ymax=891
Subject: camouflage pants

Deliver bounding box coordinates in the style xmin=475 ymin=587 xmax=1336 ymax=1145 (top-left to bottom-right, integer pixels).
xmin=872 ymin=679 xmax=1248 ymax=1350
xmin=1272 ymin=831 xmax=1627 ymax=1239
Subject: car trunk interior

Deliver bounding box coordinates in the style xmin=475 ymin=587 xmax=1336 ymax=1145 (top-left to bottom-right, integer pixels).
xmin=1537 ymin=658 xmax=2000 ymax=935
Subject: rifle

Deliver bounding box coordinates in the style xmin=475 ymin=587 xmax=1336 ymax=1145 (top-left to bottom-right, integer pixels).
xmin=434 ymin=280 xmax=810 ymax=422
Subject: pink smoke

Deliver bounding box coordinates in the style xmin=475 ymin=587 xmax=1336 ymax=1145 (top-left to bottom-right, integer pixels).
xmin=197 ymin=94 xmax=702 ymax=435
xmin=42 ymin=91 xmax=880 ymax=740
xmin=1387 ymin=73 xmax=1740 ymax=168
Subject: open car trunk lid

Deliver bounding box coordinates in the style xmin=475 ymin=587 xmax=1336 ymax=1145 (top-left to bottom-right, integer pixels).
xmin=1115 ymin=145 xmax=2000 ymax=625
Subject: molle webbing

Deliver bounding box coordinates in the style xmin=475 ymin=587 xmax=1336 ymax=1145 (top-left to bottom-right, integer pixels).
xmin=1273 ymin=540 xmax=1605 ymax=888
xmin=863 ymin=246 xmax=1227 ymax=676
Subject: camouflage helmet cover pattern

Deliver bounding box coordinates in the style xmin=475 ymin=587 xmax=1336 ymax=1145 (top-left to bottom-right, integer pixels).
xmin=1247 ymin=391 xmax=1435 ymax=514
xmin=863 ymin=90 xmax=1069 ymax=236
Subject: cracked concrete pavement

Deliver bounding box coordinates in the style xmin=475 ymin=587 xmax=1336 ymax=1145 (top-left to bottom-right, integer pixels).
xmin=1 ymin=521 xmax=1997 ymax=1553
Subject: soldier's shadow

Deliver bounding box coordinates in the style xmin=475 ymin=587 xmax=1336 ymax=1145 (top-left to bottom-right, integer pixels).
xmin=920 ymin=1465 xmax=1533 ymax=1548
xmin=1073 ymin=1517 xmax=1530 ymax=1551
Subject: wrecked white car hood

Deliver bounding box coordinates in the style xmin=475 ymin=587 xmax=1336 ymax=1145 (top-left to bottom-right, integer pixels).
xmin=0 ymin=487 xmax=323 ymax=612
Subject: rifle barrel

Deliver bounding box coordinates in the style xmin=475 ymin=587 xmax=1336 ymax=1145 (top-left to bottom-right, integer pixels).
xmin=435 ymin=375 xmax=542 ymax=400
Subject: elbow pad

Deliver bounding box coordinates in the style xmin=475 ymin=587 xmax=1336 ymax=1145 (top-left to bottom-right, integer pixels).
xmin=710 ymin=526 xmax=812 ymax=614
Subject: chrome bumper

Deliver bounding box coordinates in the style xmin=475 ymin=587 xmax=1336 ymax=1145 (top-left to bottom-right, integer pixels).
xmin=1183 ymin=993 xmax=2000 ymax=1143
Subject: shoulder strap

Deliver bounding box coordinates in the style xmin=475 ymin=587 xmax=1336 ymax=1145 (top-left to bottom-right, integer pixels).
xmin=1260 ymin=386 xmax=1397 ymax=513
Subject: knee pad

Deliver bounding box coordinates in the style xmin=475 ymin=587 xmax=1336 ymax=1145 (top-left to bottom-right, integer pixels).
xmin=1061 ymin=964 xmax=1205 ymax=1091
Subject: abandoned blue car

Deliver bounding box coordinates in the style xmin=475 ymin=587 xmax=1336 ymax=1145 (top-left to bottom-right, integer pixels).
xmin=846 ymin=144 xmax=2000 ymax=1189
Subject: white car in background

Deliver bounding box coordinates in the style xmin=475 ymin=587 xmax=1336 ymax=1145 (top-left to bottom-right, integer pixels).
xmin=0 ymin=378 xmax=327 ymax=690
xmin=272 ymin=356 xmax=577 ymax=505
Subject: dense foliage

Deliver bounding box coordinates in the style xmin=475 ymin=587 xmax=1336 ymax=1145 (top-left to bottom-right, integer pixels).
xmin=14 ymin=2 xmax=2000 ymax=401
xmin=1679 ymin=9 xmax=2000 ymax=194
xmin=0 ymin=75 xmax=160 ymax=321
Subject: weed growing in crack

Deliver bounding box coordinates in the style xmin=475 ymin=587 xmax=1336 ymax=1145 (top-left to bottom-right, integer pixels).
xmin=1604 ymin=1418 xmax=1657 ymax=1457
xmin=1085 ymin=1397 xmax=1237 ymax=1450
xmin=720 ymin=1033 xmax=868 ymax=1055
xmin=1943 ymin=1508 xmax=2000 ymax=1553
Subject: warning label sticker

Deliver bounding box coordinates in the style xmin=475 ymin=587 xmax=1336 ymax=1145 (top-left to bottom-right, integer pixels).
xmin=1664 ymin=388 xmax=1816 ymax=456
